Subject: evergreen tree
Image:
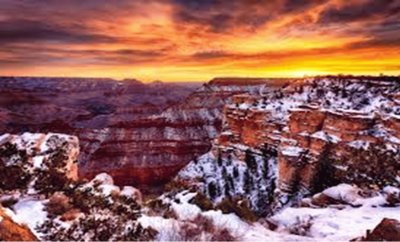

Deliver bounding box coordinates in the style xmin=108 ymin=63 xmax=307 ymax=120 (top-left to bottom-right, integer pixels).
xmin=217 ymin=152 xmax=223 ymax=167
xmin=245 ymin=149 xmax=257 ymax=173
xmin=207 ymin=182 xmax=218 ymax=199
xmin=233 ymin=166 xmax=239 ymax=178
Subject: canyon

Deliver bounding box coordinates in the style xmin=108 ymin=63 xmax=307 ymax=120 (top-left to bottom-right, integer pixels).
xmin=1 ymin=76 xmax=400 ymax=241
xmin=0 ymin=77 xmax=287 ymax=187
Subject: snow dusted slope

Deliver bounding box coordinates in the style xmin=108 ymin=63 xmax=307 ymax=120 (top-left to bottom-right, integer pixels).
xmin=270 ymin=184 xmax=400 ymax=240
xmin=139 ymin=184 xmax=400 ymax=241
xmin=179 ymin=147 xmax=277 ymax=216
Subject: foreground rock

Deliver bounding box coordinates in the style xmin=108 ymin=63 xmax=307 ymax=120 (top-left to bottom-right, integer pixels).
xmin=0 ymin=132 xmax=153 ymax=241
xmin=0 ymin=132 xmax=79 ymax=185
xmin=0 ymin=206 xmax=37 ymax=241
xmin=362 ymin=218 xmax=400 ymax=241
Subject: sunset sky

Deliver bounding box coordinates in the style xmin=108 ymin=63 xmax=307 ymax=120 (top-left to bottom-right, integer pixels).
xmin=0 ymin=0 xmax=399 ymax=81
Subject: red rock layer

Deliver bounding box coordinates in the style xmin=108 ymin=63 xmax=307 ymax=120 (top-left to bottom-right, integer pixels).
xmin=79 ymin=79 xmax=285 ymax=185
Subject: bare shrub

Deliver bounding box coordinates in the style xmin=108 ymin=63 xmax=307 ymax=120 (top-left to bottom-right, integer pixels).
xmin=288 ymin=215 xmax=314 ymax=236
xmin=179 ymin=215 xmax=237 ymax=241
xmin=216 ymin=197 xmax=258 ymax=223
xmin=46 ymin=192 xmax=72 ymax=216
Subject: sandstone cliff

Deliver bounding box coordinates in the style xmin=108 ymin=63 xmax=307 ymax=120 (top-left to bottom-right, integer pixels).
xmin=178 ymin=76 xmax=400 ymax=214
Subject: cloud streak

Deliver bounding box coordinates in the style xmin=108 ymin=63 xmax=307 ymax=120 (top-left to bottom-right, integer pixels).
xmin=0 ymin=0 xmax=399 ymax=81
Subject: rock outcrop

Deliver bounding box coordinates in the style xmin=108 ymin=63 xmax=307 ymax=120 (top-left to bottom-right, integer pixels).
xmin=0 ymin=206 xmax=38 ymax=241
xmin=178 ymin=76 xmax=400 ymax=214
xmin=363 ymin=218 xmax=400 ymax=241
xmin=0 ymin=133 xmax=80 ymax=192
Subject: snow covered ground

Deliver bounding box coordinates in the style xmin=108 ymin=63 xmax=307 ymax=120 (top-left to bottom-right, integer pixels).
xmin=139 ymin=184 xmax=400 ymax=241
xmin=139 ymin=191 xmax=309 ymax=241
xmin=2 ymin=183 xmax=399 ymax=241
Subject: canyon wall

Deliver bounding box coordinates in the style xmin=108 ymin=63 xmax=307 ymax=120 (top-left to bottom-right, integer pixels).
xmin=0 ymin=77 xmax=199 ymax=186
xmin=178 ymin=76 xmax=400 ymax=214
xmin=80 ymin=78 xmax=288 ymax=186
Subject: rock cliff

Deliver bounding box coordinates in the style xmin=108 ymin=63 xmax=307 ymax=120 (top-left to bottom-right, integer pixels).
xmin=178 ymin=76 xmax=400 ymax=214
xmin=0 ymin=133 xmax=80 ymax=190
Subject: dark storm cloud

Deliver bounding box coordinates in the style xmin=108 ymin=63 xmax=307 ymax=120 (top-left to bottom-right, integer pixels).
xmin=0 ymin=0 xmax=399 ymax=75
xmin=0 ymin=19 xmax=115 ymax=44
xmin=171 ymin=0 xmax=327 ymax=32
xmin=318 ymin=0 xmax=400 ymax=24
xmin=0 ymin=45 xmax=170 ymax=66
xmin=319 ymin=0 xmax=400 ymax=50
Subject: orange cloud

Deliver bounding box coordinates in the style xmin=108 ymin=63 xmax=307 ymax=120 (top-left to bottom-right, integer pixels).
xmin=0 ymin=0 xmax=399 ymax=81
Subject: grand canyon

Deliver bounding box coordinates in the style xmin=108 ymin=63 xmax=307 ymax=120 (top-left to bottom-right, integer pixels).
xmin=1 ymin=0 xmax=400 ymax=241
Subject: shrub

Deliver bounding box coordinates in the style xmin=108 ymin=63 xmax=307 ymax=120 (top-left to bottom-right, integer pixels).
xmin=216 ymin=197 xmax=258 ymax=223
xmin=245 ymin=149 xmax=257 ymax=173
xmin=164 ymin=179 xmax=192 ymax=193
xmin=333 ymin=145 xmax=400 ymax=189
xmin=39 ymin=185 xmax=151 ymax=241
xmin=211 ymin=228 xmax=236 ymax=241
xmin=145 ymin=198 xmax=177 ymax=219
xmin=46 ymin=192 xmax=72 ymax=217
xmin=179 ymin=215 xmax=237 ymax=241
xmin=217 ymin=152 xmax=223 ymax=167
xmin=189 ymin=192 xmax=214 ymax=211
xmin=0 ymin=143 xmax=31 ymax=191
xmin=233 ymin=166 xmax=239 ymax=178
xmin=207 ymin=182 xmax=218 ymax=199
xmin=39 ymin=213 xmax=157 ymax=241
xmin=0 ymin=197 xmax=18 ymax=209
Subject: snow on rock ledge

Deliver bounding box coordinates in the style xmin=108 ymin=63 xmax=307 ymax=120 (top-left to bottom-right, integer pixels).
xmin=0 ymin=205 xmax=38 ymax=241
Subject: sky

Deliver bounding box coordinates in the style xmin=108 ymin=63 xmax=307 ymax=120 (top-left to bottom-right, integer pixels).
xmin=0 ymin=0 xmax=399 ymax=82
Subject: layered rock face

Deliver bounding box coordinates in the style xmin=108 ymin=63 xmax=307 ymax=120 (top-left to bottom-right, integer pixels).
xmin=0 ymin=76 xmax=288 ymax=186
xmin=178 ymin=76 xmax=400 ymax=214
xmin=0 ymin=77 xmax=200 ymax=186
xmin=80 ymin=78 xmax=288 ymax=186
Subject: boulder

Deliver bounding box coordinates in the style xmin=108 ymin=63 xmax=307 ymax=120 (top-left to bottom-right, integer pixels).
xmin=363 ymin=218 xmax=400 ymax=241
